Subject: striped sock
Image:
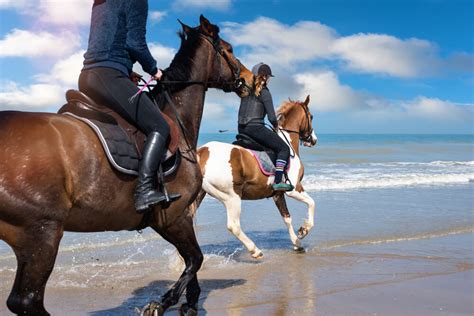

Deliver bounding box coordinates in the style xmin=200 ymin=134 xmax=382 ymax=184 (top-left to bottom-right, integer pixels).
xmin=274 ymin=159 xmax=287 ymax=183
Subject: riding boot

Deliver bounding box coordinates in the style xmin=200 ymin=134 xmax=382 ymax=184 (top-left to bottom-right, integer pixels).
xmin=134 ymin=132 xmax=181 ymax=213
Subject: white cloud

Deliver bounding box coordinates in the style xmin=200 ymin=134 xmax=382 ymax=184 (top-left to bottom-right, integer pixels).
xmin=1 ymin=0 xmax=92 ymax=25
xmin=132 ymin=43 xmax=176 ymax=76
xmin=0 ymin=81 xmax=63 ymax=110
xmin=173 ymin=0 xmax=232 ymax=11
xmin=0 ymin=0 xmax=28 ymax=9
xmin=292 ymin=70 xmax=473 ymax=123
xmin=223 ymin=17 xmax=471 ymax=78
xmin=223 ymin=18 xmax=336 ymax=67
xmin=0 ymin=29 xmax=80 ymax=58
xmin=37 ymin=0 xmax=91 ymax=25
xmin=150 ymin=11 xmax=167 ymax=24
xmin=294 ymin=71 xmax=372 ymax=111
xmin=331 ymin=34 xmax=440 ymax=78
xmin=35 ymin=50 xmax=85 ymax=86
xmin=0 ymin=50 xmax=86 ymax=111
xmin=402 ymin=97 xmax=471 ymax=120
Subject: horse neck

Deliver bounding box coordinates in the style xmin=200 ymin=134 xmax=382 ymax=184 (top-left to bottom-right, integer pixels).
xmin=163 ymin=47 xmax=211 ymax=149
xmin=280 ymin=118 xmax=301 ymax=156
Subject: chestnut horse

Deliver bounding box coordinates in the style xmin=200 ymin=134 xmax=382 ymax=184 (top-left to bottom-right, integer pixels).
xmin=194 ymin=96 xmax=317 ymax=259
xmin=0 ymin=16 xmax=252 ymax=316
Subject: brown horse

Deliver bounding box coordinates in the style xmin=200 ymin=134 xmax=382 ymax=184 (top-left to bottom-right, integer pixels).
xmin=0 ymin=16 xmax=252 ymax=316
xmin=193 ymin=96 xmax=317 ymax=259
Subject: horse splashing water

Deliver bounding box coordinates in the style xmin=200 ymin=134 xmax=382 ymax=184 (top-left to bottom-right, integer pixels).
xmin=0 ymin=15 xmax=252 ymax=316
xmin=193 ymin=96 xmax=317 ymax=259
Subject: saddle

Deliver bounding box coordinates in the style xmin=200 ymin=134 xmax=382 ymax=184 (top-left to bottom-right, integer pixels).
xmin=58 ymin=89 xmax=181 ymax=177
xmin=233 ymin=133 xmax=277 ymax=162
xmin=233 ymin=133 xmax=290 ymax=176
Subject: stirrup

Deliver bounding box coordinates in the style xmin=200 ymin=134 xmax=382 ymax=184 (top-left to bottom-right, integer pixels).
xmin=272 ymin=182 xmax=294 ymax=191
xmin=157 ymin=164 xmax=181 ymax=209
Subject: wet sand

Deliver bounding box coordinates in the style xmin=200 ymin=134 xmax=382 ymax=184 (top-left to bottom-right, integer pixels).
xmin=1 ymin=232 xmax=472 ymax=315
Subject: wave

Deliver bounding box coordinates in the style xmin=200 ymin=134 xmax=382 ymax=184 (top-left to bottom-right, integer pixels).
xmin=315 ymin=227 xmax=474 ymax=250
xmin=307 ymin=160 xmax=474 ymax=168
xmin=302 ymin=172 xmax=474 ymax=191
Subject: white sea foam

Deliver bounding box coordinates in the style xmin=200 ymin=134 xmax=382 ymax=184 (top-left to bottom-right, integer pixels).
xmin=302 ymin=160 xmax=474 ymax=191
xmin=302 ymin=172 xmax=474 ymax=191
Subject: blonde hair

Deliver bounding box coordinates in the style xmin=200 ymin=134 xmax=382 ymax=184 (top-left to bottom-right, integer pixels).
xmin=254 ymin=74 xmax=267 ymax=96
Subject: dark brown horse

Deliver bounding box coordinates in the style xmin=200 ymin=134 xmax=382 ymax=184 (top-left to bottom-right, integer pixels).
xmin=0 ymin=15 xmax=252 ymax=316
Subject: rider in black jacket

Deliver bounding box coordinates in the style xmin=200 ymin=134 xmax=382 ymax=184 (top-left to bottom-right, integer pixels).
xmin=238 ymin=63 xmax=293 ymax=191
xmin=79 ymin=0 xmax=180 ymax=213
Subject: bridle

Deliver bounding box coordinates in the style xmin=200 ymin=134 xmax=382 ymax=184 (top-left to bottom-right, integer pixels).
xmin=151 ymin=33 xmax=250 ymax=93
xmin=280 ymin=103 xmax=314 ymax=143
xmin=199 ymin=33 xmax=250 ymax=92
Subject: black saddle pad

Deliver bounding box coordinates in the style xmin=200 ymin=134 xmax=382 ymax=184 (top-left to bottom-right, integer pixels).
xmin=63 ymin=112 xmax=180 ymax=177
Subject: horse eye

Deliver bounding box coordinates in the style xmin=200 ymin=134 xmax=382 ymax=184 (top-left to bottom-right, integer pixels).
xmin=228 ymin=46 xmax=233 ymax=53
xmin=310 ymin=114 xmax=314 ymax=120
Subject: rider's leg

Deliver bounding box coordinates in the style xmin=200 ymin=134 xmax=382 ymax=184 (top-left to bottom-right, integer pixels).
xmin=239 ymin=124 xmax=292 ymax=190
xmin=78 ymin=67 xmax=181 ymax=211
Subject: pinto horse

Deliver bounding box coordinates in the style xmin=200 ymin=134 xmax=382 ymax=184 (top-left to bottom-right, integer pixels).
xmin=194 ymin=96 xmax=317 ymax=259
xmin=0 ymin=16 xmax=253 ymax=316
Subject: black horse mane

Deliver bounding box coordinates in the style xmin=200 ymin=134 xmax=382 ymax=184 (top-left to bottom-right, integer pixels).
xmin=162 ymin=27 xmax=202 ymax=88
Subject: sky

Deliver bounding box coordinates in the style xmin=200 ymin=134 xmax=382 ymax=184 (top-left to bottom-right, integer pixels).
xmin=0 ymin=0 xmax=473 ymax=134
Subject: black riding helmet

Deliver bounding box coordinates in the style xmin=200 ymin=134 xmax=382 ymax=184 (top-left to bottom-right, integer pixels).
xmin=252 ymin=62 xmax=274 ymax=77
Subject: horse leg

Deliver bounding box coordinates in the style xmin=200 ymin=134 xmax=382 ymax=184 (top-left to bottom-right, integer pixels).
xmin=286 ymin=189 xmax=315 ymax=239
xmin=272 ymin=194 xmax=304 ymax=252
xmin=6 ymin=221 xmax=63 ymax=316
xmin=224 ymin=196 xmax=263 ymax=259
xmin=144 ymin=216 xmax=203 ymax=316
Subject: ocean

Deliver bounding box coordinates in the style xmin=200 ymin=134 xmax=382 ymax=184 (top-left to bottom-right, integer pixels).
xmin=1 ymin=133 xmax=473 ymax=315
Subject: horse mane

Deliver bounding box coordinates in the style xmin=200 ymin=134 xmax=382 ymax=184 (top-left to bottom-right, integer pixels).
xmin=163 ymin=28 xmax=202 ymax=87
xmin=277 ymin=99 xmax=302 ymax=124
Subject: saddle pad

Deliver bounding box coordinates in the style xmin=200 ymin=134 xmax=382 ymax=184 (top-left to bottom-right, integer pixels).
xmin=64 ymin=112 xmax=140 ymax=175
xmin=246 ymin=149 xmax=290 ymax=176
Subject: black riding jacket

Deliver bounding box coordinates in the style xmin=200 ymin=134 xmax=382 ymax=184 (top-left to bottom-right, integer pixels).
xmin=238 ymin=87 xmax=278 ymax=127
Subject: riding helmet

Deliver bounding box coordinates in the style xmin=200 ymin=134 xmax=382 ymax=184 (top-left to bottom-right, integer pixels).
xmin=251 ymin=63 xmax=274 ymax=77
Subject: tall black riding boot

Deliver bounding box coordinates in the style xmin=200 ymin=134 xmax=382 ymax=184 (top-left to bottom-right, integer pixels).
xmin=134 ymin=132 xmax=181 ymax=213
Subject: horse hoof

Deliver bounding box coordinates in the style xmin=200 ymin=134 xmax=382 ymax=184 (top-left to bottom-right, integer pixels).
xmin=297 ymin=227 xmax=309 ymax=239
xmin=139 ymin=301 xmax=164 ymax=316
xmin=180 ymin=303 xmax=198 ymax=316
xmin=251 ymin=250 xmax=264 ymax=259
xmin=293 ymin=246 xmax=306 ymax=253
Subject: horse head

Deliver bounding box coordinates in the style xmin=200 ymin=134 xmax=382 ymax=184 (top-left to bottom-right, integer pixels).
xmin=171 ymin=15 xmax=253 ymax=97
xmin=277 ymin=95 xmax=317 ymax=147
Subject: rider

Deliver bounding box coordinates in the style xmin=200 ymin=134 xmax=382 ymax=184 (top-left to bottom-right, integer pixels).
xmin=238 ymin=63 xmax=293 ymax=191
xmin=78 ymin=0 xmax=180 ymax=213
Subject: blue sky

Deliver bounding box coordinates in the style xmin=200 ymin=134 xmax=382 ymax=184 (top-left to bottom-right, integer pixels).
xmin=0 ymin=0 xmax=473 ymax=134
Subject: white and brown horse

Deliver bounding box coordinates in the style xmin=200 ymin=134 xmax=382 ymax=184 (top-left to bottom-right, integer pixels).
xmin=193 ymin=96 xmax=317 ymax=258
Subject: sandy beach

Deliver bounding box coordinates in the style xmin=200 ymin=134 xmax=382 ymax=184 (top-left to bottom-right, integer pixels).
xmin=1 ymin=229 xmax=473 ymax=315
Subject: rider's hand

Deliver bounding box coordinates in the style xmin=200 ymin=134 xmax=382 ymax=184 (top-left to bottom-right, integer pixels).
xmin=130 ymin=71 xmax=142 ymax=85
xmin=153 ymin=69 xmax=163 ymax=81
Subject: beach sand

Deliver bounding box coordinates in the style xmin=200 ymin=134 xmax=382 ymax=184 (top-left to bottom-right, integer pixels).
xmin=1 ymin=232 xmax=472 ymax=315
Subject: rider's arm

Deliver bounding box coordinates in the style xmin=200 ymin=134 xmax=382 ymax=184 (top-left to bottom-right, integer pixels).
xmin=125 ymin=0 xmax=158 ymax=77
xmin=261 ymin=88 xmax=278 ymax=128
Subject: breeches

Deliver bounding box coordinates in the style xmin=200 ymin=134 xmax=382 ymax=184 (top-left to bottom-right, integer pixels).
xmin=79 ymin=67 xmax=169 ymax=137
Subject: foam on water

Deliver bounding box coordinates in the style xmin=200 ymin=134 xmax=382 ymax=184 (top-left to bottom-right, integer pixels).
xmin=302 ymin=160 xmax=474 ymax=191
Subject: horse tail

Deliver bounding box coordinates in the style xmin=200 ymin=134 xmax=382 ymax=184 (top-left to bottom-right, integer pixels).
xmin=190 ymin=188 xmax=206 ymax=220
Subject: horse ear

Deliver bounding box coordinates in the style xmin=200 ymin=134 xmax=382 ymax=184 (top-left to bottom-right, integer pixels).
xmin=178 ymin=19 xmax=192 ymax=36
xmin=199 ymin=14 xmax=219 ymax=39
xmin=304 ymin=95 xmax=310 ymax=105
